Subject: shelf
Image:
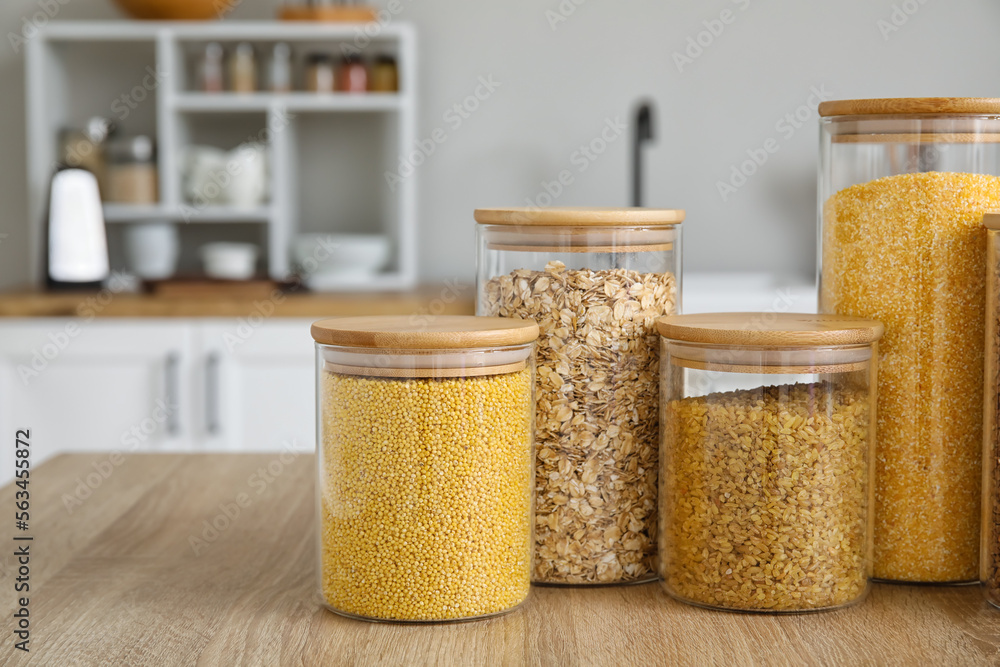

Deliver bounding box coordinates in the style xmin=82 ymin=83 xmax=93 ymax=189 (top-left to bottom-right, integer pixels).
xmin=104 ymin=204 xmax=272 ymax=223
xmin=27 ymin=21 xmax=418 ymax=286
xmin=173 ymin=92 xmax=406 ymax=113
xmin=37 ymin=21 xmax=413 ymax=43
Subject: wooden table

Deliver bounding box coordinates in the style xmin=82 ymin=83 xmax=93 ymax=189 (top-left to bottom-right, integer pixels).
xmin=0 ymin=287 xmax=475 ymax=318
xmin=2 ymin=453 xmax=997 ymax=666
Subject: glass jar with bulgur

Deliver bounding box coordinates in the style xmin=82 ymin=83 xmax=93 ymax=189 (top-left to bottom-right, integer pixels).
xmin=982 ymin=213 xmax=1000 ymax=608
xmin=311 ymin=315 xmax=538 ymax=622
xmin=657 ymin=313 xmax=883 ymax=613
xmin=818 ymin=97 xmax=1000 ymax=583
xmin=475 ymin=207 xmax=683 ymax=585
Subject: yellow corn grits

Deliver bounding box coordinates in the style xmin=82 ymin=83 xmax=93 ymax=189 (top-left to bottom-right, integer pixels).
xmin=822 ymin=171 xmax=1000 ymax=582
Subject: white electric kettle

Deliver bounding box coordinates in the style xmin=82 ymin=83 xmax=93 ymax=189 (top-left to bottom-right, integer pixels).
xmin=45 ymin=167 xmax=110 ymax=289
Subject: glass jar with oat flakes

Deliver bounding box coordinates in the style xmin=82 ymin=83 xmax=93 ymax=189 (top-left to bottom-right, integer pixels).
xmin=657 ymin=313 xmax=883 ymax=613
xmin=475 ymin=207 xmax=684 ymax=585
xmin=819 ymin=98 xmax=1000 ymax=583
xmin=312 ymin=315 xmax=538 ymax=622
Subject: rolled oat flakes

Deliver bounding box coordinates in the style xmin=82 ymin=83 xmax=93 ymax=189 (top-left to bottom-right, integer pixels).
xmin=483 ymin=260 xmax=677 ymax=584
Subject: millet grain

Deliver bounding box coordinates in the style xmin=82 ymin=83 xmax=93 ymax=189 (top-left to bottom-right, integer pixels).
xmin=319 ymin=368 xmax=533 ymax=621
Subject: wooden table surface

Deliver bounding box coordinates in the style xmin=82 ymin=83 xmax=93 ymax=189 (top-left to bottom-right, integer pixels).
xmin=2 ymin=453 xmax=998 ymax=666
xmin=0 ymin=287 xmax=474 ymax=318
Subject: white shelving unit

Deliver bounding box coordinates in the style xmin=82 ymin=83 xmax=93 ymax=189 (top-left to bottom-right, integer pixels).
xmin=26 ymin=21 xmax=417 ymax=289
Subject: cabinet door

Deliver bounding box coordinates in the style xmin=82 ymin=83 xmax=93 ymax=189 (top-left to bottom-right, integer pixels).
xmin=198 ymin=320 xmax=314 ymax=453
xmin=0 ymin=319 xmax=195 ymax=483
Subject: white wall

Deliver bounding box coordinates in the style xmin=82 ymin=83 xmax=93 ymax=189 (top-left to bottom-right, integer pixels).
xmin=1 ymin=0 xmax=998 ymax=289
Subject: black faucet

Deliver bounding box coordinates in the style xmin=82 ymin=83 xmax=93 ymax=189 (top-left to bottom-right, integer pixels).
xmin=632 ymin=101 xmax=655 ymax=207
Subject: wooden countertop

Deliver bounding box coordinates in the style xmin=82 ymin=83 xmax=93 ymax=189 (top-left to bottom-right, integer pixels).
xmin=2 ymin=453 xmax=997 ymax=665
xmin=0 ymin=286 xmax=475 ymax=318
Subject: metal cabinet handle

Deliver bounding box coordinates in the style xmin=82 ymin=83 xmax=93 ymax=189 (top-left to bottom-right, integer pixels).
xmin=165 ymin=352 xmax=181 ymax=437
xmin=206 ymin=352 xmax=221 ymax=436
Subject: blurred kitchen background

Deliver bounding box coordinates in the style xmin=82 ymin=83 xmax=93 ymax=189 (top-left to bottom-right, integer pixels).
xmin=0 ymin=0 xmax=997 ymax=480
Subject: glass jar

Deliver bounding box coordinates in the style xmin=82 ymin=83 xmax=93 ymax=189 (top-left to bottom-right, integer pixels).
xmin=312 ymin=315 xmax=538 ymax=622
xmin=818 ymin=97 xmax=1000 ymax=583
xmin=370 ymin=54 xmax=398 ymax=92
xmin=983 ymin=213 xmax=1000 ymax=609
xmin=475 ymin=206 xmax=684 ymax=585
xmin=104 ymin=136 xmax=158 ymax=205
xmin=305 ymin=53 xmax=335 ymax=93
xmin=658 ymin=313 xmax=884 ymax=612
xmin=229 ymin=42 xmax=257 ymax=93
xmin=337 ymin=55 xmax=368 ymax=93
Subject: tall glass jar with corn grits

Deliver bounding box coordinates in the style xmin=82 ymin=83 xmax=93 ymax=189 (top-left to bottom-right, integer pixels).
xmin=311 ymin=315 xmax=538 ymax=622
xmin=818 ymin=97 xmax=1000 ymax=583
xmin=475 ymin=207 xmax=684 ymax=586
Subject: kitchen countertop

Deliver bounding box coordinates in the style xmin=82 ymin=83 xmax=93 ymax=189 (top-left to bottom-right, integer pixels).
xmin=2 ymin=453 xmax=997 ymax=665
xmin=0 ymin=286 xmax=475 ymax=318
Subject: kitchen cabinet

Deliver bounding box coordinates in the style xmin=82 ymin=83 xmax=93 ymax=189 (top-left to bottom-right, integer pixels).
xmin=0 ymin=320 xmax=195 ymax=482
xmin=0 ymin=318 xmax=315 ymax=483
xmin=198 ymin=320 xmax=314 ymax=453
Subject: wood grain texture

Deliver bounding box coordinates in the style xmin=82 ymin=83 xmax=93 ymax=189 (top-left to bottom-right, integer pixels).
xmin=310 ymin=315 xmax=539 ymax=349
xmin=0 ymin=288 xmax=475 ymax=319
xmin=2 ymin=453 xmax=998 ymax=666
xmin=474 ymin=207 xmax=685 ymax=227
xmin=818 ymin=97 xmax=1000 ymax=117
xmin=656 ymin=313 xmax=884 ymax=346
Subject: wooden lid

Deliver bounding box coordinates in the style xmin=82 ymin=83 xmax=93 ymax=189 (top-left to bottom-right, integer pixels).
xmin=311 ymin=315 xmax=539 ymax=349
xmin=656 ymin=313 xmax=884 ymax=347
xmin=819 ymin=97 xmax=1000 ymax=118
xmin=474 ymin=207 xmax=685 ymax=227
xmin=984 ymin=212 xmax=1000 ymax=230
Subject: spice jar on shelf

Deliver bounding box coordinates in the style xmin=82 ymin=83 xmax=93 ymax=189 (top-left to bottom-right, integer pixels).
xmin=337 ymin=54 xmax=367 ymax=93
xmin=229 ymin=42 xmax=257 ymax=93
xmin=818 ymin=97 xmax=1000 ymax=583
xmin=198 ymin=42 xmax=225 ymax=93
xmin=983 ymin=212 xmax=1000 ymax=609
xmin=657 ymin=313 xmax=883 ymax=613
xmin=370 ymin=54 xmax=398 ymax=92
xmin=305 ymin=53 xmax=335 ymax=93
xmin=475 ymin=206 xmax=684 ymax=585
xmin=312 ymin=315 xmax=538 ymax=623
xmin=104 ymin=135 xmax=158 ymax=205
